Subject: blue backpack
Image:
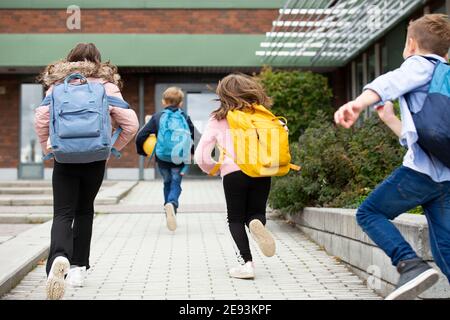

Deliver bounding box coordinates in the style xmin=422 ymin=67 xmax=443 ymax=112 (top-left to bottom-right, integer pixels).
xmin=40 ymin=73 xmax=130 ymax=163
xmin=410 ymin=57 xmax=450 ymax=168
xmin=155 ymin=109 xmax=192 ymax=165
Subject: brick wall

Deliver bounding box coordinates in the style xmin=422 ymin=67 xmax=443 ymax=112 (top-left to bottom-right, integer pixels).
xmin=0 ymin=76 xmax=19 ymax=168
xmin=0 ymin=9 xmax=277 ymax=34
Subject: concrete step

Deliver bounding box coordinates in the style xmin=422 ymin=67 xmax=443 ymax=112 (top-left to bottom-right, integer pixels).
xmin=0 ymin=195 xmax=118 ymax=206
xmin=0 ymin=180 xmax=116 ymax=188
xmin=0 ymin=181 xmax=137 ymax=206
xmin=0 ymin=214 xmax=52 ymax=224
xmin=0 ymin=181 xmax=51 ymax=188
xmin=0 ymin=188 xmax=53 ymax=195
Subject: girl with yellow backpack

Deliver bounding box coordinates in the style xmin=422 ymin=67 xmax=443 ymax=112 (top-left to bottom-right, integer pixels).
xmin=194 ymin=74 xmax=300 ymax=279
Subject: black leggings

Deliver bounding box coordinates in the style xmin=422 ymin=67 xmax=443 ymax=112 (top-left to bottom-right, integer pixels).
xmin=46 ymin=160 xmax=106 ymax=275
xmin=223 ymin=171 xmax=271 ymax=263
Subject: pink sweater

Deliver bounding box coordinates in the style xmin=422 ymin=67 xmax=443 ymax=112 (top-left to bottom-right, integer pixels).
xmin=34 ymin=78 xmax=139 ymax=154
xmin=194 ymin=117 xmax=240 ymax=178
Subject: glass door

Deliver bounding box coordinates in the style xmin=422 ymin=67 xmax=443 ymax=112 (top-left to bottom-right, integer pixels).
xmin=19 ymin=84 xmax=44 ymax=179
xmin=185 ymin=92 xmax=220 ymax=177
xmin=154 ymin=83 xmax=221 ymax=179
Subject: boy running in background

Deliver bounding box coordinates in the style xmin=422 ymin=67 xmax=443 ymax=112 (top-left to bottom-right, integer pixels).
xmin=136 ymin=87 xmax=194 ymax=231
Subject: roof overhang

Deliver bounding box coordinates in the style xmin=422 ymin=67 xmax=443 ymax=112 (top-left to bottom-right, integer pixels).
xmin=257 ymin=0 xmax=426 ymax=67
xmin=0 ymin=34 xmax=337 ymax=70
xmin=0 ymin=0 xmax=286 ymax=9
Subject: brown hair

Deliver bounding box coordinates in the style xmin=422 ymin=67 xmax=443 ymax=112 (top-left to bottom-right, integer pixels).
xmin=408 ymin=14 xmax=450 ymax=57
xmin=162 ymin=87 xmax=184 ymax=106
xmin=66 ymin=43 xmax=102 ymax=63
xmin=212 ymin=73 xmax=272 ymax=120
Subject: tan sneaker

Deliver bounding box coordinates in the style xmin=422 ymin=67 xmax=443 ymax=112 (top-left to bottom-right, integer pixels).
xmin=46 ymin=256 xmax=70 ymax=300
xmin=164 ymin=203 xmax=177 ymax=231
xmin=249 ymin=219 xmax=276 ymax=257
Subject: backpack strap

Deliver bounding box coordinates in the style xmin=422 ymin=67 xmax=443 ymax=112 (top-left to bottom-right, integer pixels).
xmin=419 ymin=55 xmax=449 ymax=65
xmin=107 ymin=96 xmax=130 ymax=109
xmin=419 ymin=55 xmax=440 ymax=64
xmin=208 ymin=146 xmax=227 ymax=176
xmin=110 ymin=128 xmax=123 ymax=159
xmin=107 ymin=96 xmax=130 ymax=158
xmin=41 ymin=95 xmax=52 ymax=106
xmin=405 ymin=56 xmax=444 ymax=113
xmin=43 ymin=152 xmax=54 ymax=161
xmin=41 ymin=93 xmax=54 ymax=160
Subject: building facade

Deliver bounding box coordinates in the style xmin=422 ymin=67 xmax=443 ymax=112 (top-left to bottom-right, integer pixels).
xmin=0 ymin=0 xmax=448 ymax=180
xmin=0 ymin=1 xmax=284 ymax=180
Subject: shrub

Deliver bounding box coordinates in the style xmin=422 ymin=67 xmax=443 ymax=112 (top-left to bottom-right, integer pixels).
xmin=269 ymin=112 xmax=404 ymax=212
xmin=258 ymin=67 xmax=334 ymax=141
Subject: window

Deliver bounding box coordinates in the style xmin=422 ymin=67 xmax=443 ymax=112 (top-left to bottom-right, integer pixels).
xmin=368 ymin=47 xmax=377 ymax=83
xmin=19 ymin=83 xmax=44 ymax=179
xmin=355 ymin=56 xmax=365 ymax=94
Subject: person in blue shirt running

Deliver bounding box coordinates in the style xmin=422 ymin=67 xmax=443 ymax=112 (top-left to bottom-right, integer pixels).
xmin=335 ymin=14 xmax=450 ymax=300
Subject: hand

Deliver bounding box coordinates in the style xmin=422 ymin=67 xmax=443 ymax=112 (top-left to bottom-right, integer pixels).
xmin=375 ymin=101 xmax=396 ymax=122
xmin=334 ymin=100 xmax=364 ymax=128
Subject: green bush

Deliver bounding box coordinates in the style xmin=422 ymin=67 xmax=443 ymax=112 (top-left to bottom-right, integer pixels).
xmin=269 ymin=112 xmax=404 ymax=212
xmin=258 ymin=67 xmax=333 ymax=141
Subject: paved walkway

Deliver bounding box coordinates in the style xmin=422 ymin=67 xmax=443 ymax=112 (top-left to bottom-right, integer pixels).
xmin=2 ymin=180 xmax=381 ymax=300
xmin=0 ymin=224 xmax=35 ymax=245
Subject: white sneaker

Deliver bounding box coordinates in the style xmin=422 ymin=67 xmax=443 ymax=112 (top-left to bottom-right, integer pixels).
xmin=66 ymin=266 xmax=86 ymax=287
xmin=46 ymin=256 xmax=70 ymax=300
xmin=164 ymin=203 xmax=177 ymax=231
xmin=229 ymin=261 xmax=255 ymax=279
xmin=249 ymin=219 xmax=276 ymax=257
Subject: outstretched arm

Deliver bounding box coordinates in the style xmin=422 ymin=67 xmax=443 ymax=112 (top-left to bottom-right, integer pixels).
xmin=335 ymin=56 xmax=433 ymax=129
xmin=334 ymin=89 xmax=381 ymax=128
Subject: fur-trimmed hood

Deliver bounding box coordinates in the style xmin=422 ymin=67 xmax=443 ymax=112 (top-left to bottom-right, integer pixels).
xmin=37 ymin=60 xmax=122 ymax=89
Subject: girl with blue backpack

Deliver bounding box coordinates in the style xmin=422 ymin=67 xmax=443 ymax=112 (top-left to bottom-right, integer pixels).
xmin=35 ymin=43 xmax=139 ymax=300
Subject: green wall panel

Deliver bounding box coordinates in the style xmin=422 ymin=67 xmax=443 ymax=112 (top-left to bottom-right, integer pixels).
xmin=0 ymin=0 xmax=286 ymax=9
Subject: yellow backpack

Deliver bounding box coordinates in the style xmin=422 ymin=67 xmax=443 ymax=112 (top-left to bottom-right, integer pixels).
xmin=209 ymin=104 xmax=301 ymax=177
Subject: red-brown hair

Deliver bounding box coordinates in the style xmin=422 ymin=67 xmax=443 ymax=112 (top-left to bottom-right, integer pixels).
xmin=212 ymin=73 xmax=272 ymax=120
xmin=408 ymin=14 xmax=450 ymax=57
xmin=66 ymin=43 xmax=102 ymax=63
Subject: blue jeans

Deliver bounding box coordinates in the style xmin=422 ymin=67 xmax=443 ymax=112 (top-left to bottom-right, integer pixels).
xmin=159 ymin=166 xmax=183 ymax=209
xmin=357 ymin=166 xmax=450 ymax=282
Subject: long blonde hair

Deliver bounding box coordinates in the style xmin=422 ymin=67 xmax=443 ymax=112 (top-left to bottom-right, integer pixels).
xmin=212 ymin=73 xmax=272 ymax=120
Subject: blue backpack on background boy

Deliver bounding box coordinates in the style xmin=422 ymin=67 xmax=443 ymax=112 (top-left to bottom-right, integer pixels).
xmin=155 ymin=108 xmax=192 ymax=167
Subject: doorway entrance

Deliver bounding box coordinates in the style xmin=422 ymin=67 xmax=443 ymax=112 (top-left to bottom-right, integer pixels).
xmin=154 ymin=83 xmax=220 ymax=178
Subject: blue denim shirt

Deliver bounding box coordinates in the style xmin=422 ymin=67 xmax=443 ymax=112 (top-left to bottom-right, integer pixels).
xmin=364 ymin=54 xmax=450 ymax=183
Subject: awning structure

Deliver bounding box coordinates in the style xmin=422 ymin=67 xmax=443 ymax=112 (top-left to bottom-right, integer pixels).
xmin=257 ymin=0 xmax=425 ymax=67
xmin=0 ymin=34 xmax=266 ymax=68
